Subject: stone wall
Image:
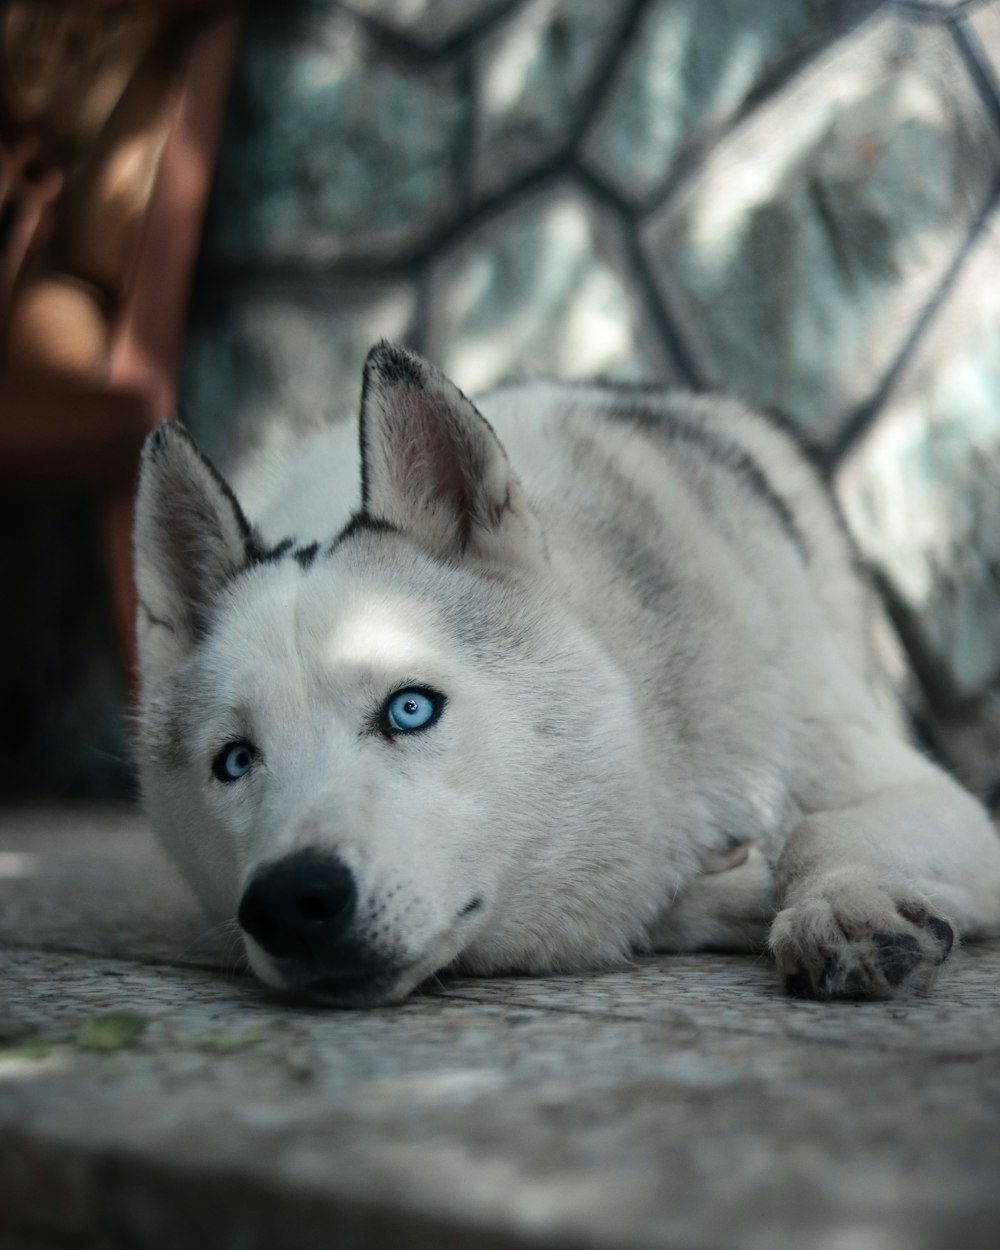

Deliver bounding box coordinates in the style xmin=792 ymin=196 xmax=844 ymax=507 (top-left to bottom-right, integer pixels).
xmin=180 ymin=0 xmax=1000 ymax=797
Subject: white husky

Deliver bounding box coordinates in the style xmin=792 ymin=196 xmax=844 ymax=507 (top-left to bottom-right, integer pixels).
xmin=133 ymin=342 xmax=1000 ymax=1005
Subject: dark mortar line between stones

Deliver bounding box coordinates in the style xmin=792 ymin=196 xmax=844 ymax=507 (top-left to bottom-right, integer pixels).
xmin=258 ymin=0 xmax=520 ymax=66
xmin=232 ymin=1 xmax=436 ymax=86
xmin=571 ymin=160 xmax=705 ymax=388
xmin=951 ymin=9 xmax=1000 ymax=138
xmin=890 ymin=0 xmax=956 ymax=21
xmin=190 ymin=0 xmax=996 ymax=425
xmin=634 ymin=3 xmax=887 ymax=221
xmin=871 ymin=567 xmax=983 ymax=716
xmin=563 ymin=0 xmax=650 ymax=154
xmin=195 ymin=161 xmax=576 ymax=291
xmin=192 ymin=0 xmax=896 ymax=313
xmin=195 ymin=0 xmax=651 ymax=292
xmin=336 ymin=0 xmax=529 ymax=65
xmin=333 ymin=9 xmax=453 ymax=68
xmin=737 ymin=2 xmax=888 ymax=112
xmin=450 ymin=49 xmax=479 ymax=221
xmin=894 ymin=0 xmax=991 ymax=18
xmin=828 ymin=172 xmax=1000 ymax=466
xmin=194 ymin=145 xmax=705 ymax=391
xmin=629 ymin=142 xmax=718 ymax=226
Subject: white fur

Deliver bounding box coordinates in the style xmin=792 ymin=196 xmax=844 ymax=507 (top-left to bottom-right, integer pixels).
xmin=133 ymin=344 xmax=1000 ymax=1004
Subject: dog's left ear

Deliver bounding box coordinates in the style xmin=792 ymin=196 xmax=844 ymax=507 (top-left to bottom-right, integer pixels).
xmin=359 ymin=342 xmax=543 ymax=569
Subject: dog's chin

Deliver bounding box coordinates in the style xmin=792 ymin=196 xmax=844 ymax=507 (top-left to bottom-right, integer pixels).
xmin=242 ymin=926 xmax=473 ymax=1009
xmin=295 ymin=969 xmax=415 ymax=1008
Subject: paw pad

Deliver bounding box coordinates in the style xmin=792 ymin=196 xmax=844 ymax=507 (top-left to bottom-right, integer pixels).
xmin=871 ymin=932 xmax=923 ymax=986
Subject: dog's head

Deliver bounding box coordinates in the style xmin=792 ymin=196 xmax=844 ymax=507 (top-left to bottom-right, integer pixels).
xmin=133 ymin=344 xmax=660 ymax=1005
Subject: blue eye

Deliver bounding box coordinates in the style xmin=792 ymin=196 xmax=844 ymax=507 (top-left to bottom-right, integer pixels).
xmin=384 ymin=688 xmax=443 ymax=735
xmin=212 ymin=741 xmax=256 ymax=782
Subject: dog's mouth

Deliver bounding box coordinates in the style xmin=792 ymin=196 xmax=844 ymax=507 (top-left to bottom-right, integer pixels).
xmin=295 ymin=967 xmax=412 ymax=1008
xmin=260 ymin=951 xmax=416 ymax=1008
xmin=247 ymin=898 xmax=487 ymax=1009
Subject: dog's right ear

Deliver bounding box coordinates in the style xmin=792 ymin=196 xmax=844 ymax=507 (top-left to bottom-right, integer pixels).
xmin=358 ymin=342 xmax=545 ymax=570
xmin=133 ymin=422 xmax=252 ymax=685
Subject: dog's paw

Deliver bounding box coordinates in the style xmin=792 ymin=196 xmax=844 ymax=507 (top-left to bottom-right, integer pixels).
xmin=770 ymin=869 xmax=955 ymax=1000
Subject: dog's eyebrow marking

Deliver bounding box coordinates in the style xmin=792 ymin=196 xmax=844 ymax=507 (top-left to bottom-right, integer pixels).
xmin=232 ymin=514 xmax=401 ymax=583
xmin=327 ymin=512 xmax=400 ymax=553
xmin=244 ymin=536 xmax=295 ymax=570
xmin=294 ymin=541 xmax=319 ymax=569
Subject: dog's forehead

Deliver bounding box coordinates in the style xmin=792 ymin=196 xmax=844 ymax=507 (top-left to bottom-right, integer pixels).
xmin=206 ymin=538 xmax=479 ymax=690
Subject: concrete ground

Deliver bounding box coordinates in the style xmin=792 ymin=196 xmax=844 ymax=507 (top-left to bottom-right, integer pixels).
xmin=1 ymin=805 xmax=999 ymax=1250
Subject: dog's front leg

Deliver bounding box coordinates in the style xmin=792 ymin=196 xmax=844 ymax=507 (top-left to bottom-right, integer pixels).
xmin=771 ymin=733 xmax=1000 ymax=1000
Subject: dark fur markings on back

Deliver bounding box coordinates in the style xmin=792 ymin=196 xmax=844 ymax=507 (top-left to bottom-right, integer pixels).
xmin=621 ymin=403 xmax=806 ymax=559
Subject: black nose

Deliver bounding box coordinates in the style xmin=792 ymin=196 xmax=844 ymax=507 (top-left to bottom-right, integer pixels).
xmin=238 ymin=850 xmax=357 ymax=961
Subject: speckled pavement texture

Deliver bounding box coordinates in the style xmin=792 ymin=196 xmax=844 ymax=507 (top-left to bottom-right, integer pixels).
xmin=2 ymin=806 xmax=999 ymax=1249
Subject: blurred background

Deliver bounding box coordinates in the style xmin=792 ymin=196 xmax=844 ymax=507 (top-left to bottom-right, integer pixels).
xmin=2 ymin=0 xmax=1000 ymax=805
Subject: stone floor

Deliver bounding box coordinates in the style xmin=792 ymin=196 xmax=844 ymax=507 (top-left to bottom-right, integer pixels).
xmin=2 ymin=806 xmax=999 ymax=1249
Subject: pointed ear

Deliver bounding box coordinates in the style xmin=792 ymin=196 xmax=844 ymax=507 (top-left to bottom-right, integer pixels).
xmin=133 ymin=422 xmax=252 ymax=684
xmin=359 ymin=342 xmax=542 ymax=567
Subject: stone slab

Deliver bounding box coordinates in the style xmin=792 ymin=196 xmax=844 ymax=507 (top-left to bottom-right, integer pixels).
xmin=178 ymin=280 xmax=416 ymax=473
xmin=641 ymin=9 xmax=1000 ymax=444
xmin=425 ymin=182 xmax=676 ymax=393
xmin=338 ymin=0 xmax=513 ymax=50
xmin=969 ymin=4 xmax=1000 ymax=86
xmin=2 ymin=807 xmax=1000 ymax=1249
xmin=202 ymin=7 xmax=467 ymax=266
xmin=471 ymin=0 xmax=634 ymax=199
xmin=836 ymin=207 xmax=1000 ymax=703
xmin=582 ymin=0 xmax=875 ymax=207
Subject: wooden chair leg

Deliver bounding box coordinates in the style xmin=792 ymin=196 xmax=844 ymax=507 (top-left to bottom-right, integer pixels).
xmin=100 ymin=485 xmax=138 ymax=696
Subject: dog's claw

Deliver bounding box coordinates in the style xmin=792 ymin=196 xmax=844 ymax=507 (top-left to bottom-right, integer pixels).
xmin=925 ymin=915 xmax=955 ymax=958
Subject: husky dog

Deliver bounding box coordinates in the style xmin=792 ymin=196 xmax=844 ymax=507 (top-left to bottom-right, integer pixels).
xmin=133 ymin=342 xmax=1000 ymax=1006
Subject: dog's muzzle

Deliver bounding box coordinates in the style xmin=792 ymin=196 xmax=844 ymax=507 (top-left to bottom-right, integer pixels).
xmin=237 ymin=849 xmax=402 ymax=1004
